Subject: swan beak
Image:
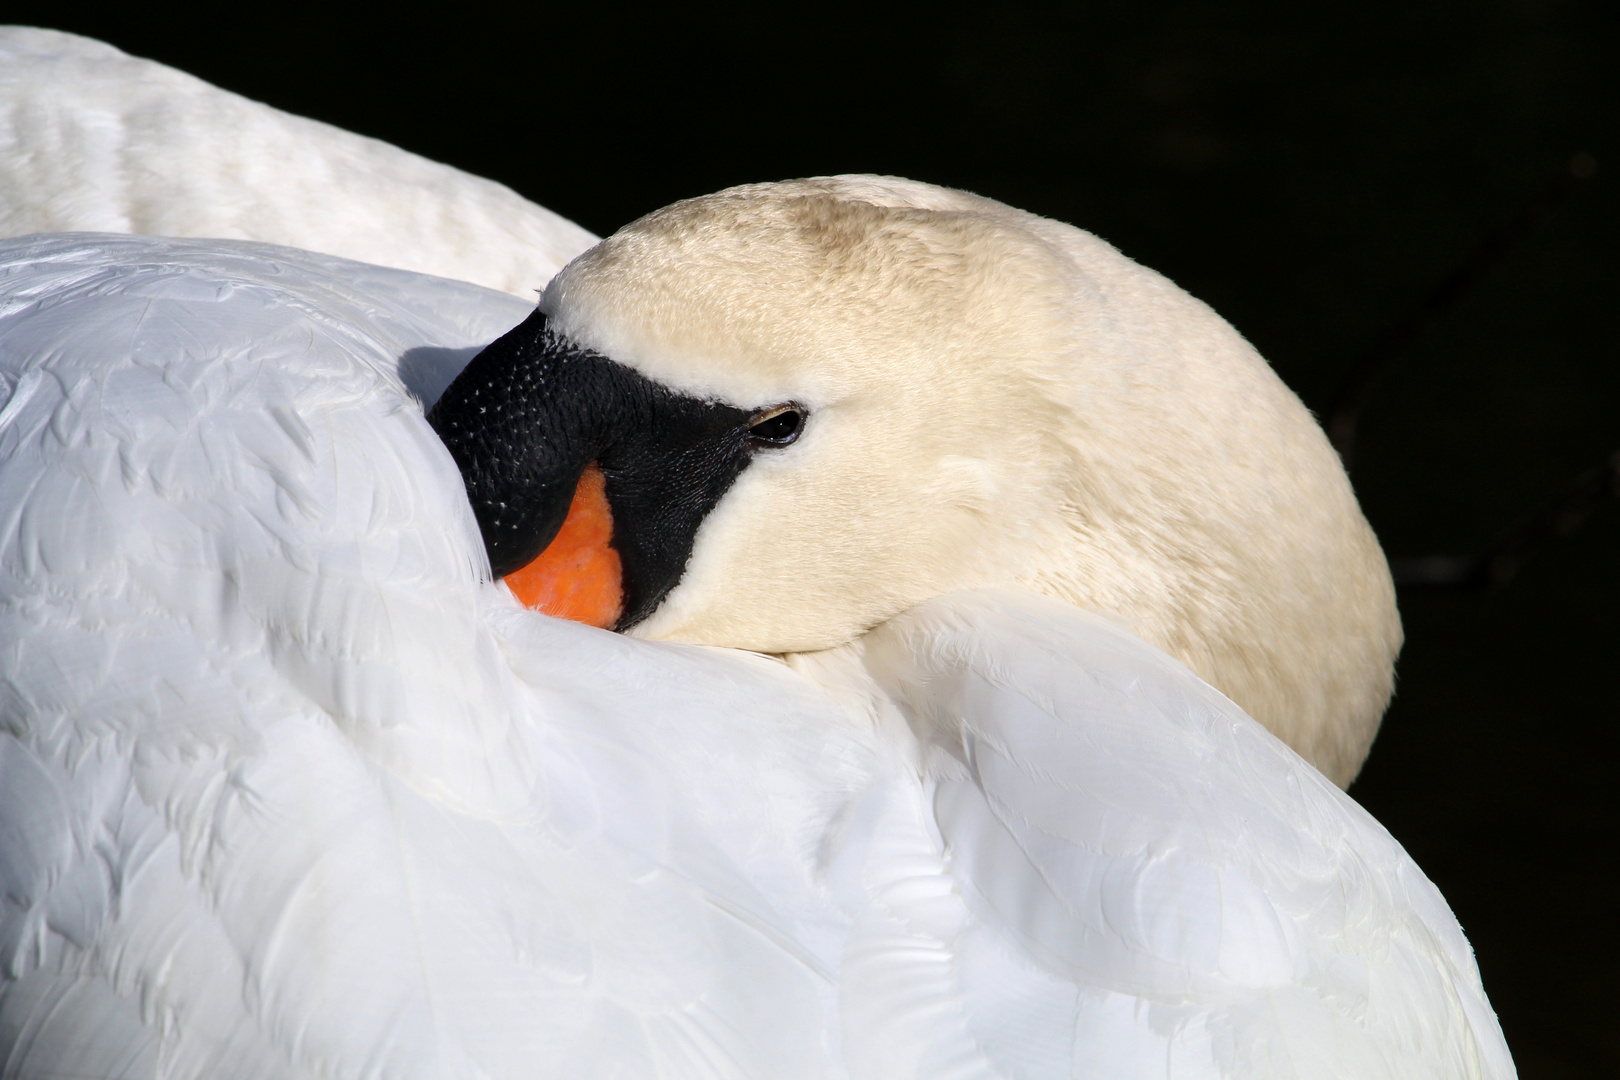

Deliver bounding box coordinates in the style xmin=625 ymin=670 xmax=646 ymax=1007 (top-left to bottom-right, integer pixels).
xmin=427 ymin=308 xmax=759 ymax=633
xmin=501 ymin=462 xmax=623 ymax=628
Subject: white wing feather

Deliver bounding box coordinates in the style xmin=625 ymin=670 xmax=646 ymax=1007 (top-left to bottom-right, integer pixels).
xmin=0 ymin=235 xmax=873 ymax=1078
xmin=0 ymin=27 xmax=597 ymax=297
xmin=856 ymin=592 xmax=1516 ymax=1079
xmin=0 ymin=235 xmax=1514 ymax=1079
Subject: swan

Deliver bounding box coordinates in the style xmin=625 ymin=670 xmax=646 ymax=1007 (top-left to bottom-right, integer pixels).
xmin=0 ymin=28 xmax=1398 ymax=782
xmin=0 ymin=181 xmax=1509 ymax=1078
xmin=0 ymin=26 xmax=597 ymax=296
xmin=433 ymin=175 xmax=1400 ymax=787
xmin=0 ymin=23 xmax=1503 ymax=1076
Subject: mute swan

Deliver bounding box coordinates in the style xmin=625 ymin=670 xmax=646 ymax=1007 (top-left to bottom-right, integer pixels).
xmin=0 ymin=213 xmax=1505 ymax=1077
xmin=1 ymin=24 xmax=1505 ymax=1077
xmin=0 ymin=30 xmax=1400 ymax=781
xmin=432 ymin=176 xmax=1400 ymax=787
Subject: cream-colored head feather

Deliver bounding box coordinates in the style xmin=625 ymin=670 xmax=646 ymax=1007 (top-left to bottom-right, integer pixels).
xmin=540 ymin=175 xmax=1400 ymax=787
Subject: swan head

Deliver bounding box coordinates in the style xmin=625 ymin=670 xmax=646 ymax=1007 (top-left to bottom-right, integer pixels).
xmin=429 ymin=176 xmax=1400 ymax=786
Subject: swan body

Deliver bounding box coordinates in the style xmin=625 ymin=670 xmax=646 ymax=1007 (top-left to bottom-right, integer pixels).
xmin=0 ymin=30 xmax=1492 ymax=1074
xmin=0 ymin=234 xmax=1512 ymax=1078
xmin=0 ymin=26 xmax=597 ymax=297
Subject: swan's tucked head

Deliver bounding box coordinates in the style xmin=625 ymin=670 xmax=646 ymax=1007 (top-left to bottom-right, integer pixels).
xmin=431 ymin=176 xmax=1400 ymax=786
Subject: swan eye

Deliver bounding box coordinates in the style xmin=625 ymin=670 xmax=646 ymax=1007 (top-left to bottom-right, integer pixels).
xmin=746 ymin=406 xmax=805 ymax=447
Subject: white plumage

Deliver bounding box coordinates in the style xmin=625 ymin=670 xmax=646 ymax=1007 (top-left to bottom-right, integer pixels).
xmin=0 ymin=27 xmax=597 ymax=297
xmin=0 ymin=234 xmax=1513 ymax=1077
xmin=0 ymin=25 xmax=1512 ymax=1078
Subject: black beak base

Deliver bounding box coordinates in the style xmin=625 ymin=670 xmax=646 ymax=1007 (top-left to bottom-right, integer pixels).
xmin=426 ymin=309 xmax=759 ymax=630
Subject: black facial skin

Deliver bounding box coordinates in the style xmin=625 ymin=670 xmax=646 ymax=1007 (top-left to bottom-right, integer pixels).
xmin=427 ymin=308 xmax=803 ymax=630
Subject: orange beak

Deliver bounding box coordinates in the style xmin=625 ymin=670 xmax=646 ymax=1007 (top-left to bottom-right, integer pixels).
xmin=501 ymin=463 xmax=624 ymax=629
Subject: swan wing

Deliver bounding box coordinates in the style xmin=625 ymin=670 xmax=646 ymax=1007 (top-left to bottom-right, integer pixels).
xmin=0 ymin=235 xmax=881 ymax=1078
xmin=0 ymin=28 xmax=597 ymax=296
xmin=854 ymin=591 xmax=1516 ymax=1080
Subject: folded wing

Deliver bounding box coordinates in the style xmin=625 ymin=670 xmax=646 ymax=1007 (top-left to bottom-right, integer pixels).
xmin=859 ymin=591 xmax=1515 ymax=1079
xmin=0 ymin=28 xmax=597 ymax=296
xmin=0 ymin=236 xmax=878 ymax=1079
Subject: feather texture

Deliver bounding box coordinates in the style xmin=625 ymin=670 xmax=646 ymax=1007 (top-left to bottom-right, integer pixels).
xmin=0 ymin=235 xmax=1512 ymax=1078
xmin=0 ymin=27 xmax=596 ymax=297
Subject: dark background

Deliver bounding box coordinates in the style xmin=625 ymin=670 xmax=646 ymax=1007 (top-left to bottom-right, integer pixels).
xmin=13 ymin=3 xmax=1617 ymax=1074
